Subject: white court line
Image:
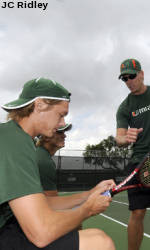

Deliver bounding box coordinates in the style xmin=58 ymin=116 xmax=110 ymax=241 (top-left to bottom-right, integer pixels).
xmin=113 ymin=200 xmax=128 ymax=206
xmin=112 ymin=200 xmax=150 ymax=210
xmin=100 ymin=213 xmax=150 ymax=238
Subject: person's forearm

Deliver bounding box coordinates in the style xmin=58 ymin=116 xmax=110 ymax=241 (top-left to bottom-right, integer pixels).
xmin=46 ymin=191 xmax=89 ymax=210
xmin=9 ymin=193 xmax=89 ymax=248
xmin=42 ymin=205 xmax=88 ymax=244
xmin=40 ymin=191 xmax=109 ymax=247
xmin=9 ymin=189 xmax=111 ymax=247
xmin=115 ymin=135 xmax=130 ymax=147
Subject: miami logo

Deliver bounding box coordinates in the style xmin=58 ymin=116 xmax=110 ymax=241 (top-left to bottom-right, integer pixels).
xmin=132 ymin=105 xmax=150 ymax=117
xmin=132 ymin=111 xmax=139 ymax=117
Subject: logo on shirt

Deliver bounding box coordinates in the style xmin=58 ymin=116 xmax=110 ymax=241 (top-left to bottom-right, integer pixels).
xmin=132 ymin=105 xmax=150 ymax=117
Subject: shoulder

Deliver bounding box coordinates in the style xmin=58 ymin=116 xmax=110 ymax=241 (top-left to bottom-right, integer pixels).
xmin=117 ymin=95 xmax=130 ymax=113
xmin=36 ymin=146 xmax=52 ymax=168
xmin=36 ymin=146 xmax=50 ymax=158
xmin=0 ymin=120 xmax=34 ymax=153
xmin=146 ymin=85 xmax=150 ymax=94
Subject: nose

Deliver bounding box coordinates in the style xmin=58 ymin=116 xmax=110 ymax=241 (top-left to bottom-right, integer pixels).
xmin=126 ymin=79 xmax=132 ymax=86
xmin=59 ymin=117 xmax=65 ymax=128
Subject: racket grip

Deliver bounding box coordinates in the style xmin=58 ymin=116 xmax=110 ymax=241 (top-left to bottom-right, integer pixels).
xmin=102 ymin=190 xmax=111 ymax=197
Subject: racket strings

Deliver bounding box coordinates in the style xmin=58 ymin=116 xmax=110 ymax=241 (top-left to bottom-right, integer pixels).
xmin=139 ymin=158 xmax=150 ymax=186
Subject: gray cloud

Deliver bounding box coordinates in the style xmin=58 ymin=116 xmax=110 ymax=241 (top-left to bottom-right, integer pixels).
xmin=0 ymin=0 xmax=150 ymax=154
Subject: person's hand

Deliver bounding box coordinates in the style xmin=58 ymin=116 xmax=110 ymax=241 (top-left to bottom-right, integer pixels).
xmin=126 ymin=128 xmax=143 ymax=144
xmin=83 ymin=186 xmax=112 ymax=217
xmin=89 ymin=179 xmax=116 ymax=195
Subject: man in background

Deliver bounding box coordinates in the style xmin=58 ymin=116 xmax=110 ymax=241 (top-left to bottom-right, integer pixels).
xmin=36 ymin=123 xmax=72 ymax=196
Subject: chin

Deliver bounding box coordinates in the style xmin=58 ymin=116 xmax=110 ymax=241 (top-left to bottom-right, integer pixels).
xmin=47 ymin=131 xmax=53 ymax=137
xmin=131 ymin=89 xmax=136 ymax=93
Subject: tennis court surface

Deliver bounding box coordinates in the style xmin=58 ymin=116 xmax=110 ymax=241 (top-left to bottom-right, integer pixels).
xmin=60 ymin=191 xmax=150 ymax=250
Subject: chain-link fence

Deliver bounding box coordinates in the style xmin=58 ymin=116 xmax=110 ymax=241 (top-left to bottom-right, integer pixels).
xmin=54 ymin=155 xmax=130 ymax=170
xmin=53 ymin=152 xmax=131 ymax=191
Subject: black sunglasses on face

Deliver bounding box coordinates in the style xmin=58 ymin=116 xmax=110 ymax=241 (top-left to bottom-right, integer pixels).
xmin=121 ymin=74 xmax=137 ymax=82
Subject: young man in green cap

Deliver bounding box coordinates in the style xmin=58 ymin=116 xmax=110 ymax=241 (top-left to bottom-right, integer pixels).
xmin=116 ymin=59 xmax=150 ymax=250
xmin=0 ymin=77 xmax=116 ymax=250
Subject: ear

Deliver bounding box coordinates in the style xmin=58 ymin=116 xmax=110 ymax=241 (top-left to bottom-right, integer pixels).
xmin=140 ymin=70 xmax=144 ymax=81
xmin=34 ymin=98 xmax=48 ymax=112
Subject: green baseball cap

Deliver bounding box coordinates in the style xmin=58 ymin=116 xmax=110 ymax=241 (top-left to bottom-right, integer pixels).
xmin=118 ymin=59 xmax=141 ymax=79
xmin=57 ymin=123 xmax=72 ymax=132
xmin=2 ymin=77 xmax=71 ymax=110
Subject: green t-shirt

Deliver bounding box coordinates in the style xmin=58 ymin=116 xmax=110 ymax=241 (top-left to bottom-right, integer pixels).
xmin=36 ymin=146 xmax=57 ymax=191
xmin=116 ymin=86 xmax=150 ymax=163
xmin=0 ymin=120 xmax=43 ymax=228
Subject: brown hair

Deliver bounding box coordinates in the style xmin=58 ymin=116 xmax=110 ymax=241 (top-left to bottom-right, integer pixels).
xmin=35 ymin=135 xmax=50 ymax=147
xmin=7 ymin=98 xmax=62 ymax=122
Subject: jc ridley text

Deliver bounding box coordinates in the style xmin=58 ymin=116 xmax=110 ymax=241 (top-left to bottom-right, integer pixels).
xmin=0 ymin=1 xmax=48 ymax=10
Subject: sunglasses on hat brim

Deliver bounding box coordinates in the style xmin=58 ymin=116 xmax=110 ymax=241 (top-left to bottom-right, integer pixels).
xmin=121 ymin=74 xmax=137 ymax=82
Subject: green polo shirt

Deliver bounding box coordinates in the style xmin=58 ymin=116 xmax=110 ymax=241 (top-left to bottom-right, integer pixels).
xmin=36 ymin=146 xmax=57 ymax=191
xmin=0 ymin=120 xmax=43 ymax=228
xmin=116 ymin=86 xmax=150 ymax=163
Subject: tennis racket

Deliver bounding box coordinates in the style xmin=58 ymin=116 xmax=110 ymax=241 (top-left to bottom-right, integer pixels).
xmin=103 ymin=153 xmax=150 ymax=197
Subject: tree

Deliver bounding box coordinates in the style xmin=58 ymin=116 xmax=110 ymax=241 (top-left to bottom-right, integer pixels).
xmin=83 ymin=135 xmax=132 ymax=170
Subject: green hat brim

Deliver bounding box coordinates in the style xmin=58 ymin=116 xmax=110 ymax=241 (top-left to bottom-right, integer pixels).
xmin=57 ymin=123 xmax=72 ymax=132
xmin=2 ymin=97 xmax=33 ymax=110
xmin=2 ymin=96 xmax=70 ymax=110
xmin=118 ymin=69 xmax=139 ymax=79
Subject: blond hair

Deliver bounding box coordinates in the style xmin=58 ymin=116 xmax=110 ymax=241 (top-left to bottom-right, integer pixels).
xmin=7 ymin=99 xmax=62 ymax=122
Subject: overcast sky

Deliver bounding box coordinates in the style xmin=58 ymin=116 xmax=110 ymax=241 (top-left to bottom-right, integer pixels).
xmin=1 ymin=0 xmax=150 ymax=155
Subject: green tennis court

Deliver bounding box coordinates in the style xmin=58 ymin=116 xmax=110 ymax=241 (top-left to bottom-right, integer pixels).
xmin=60 ymin=191 xmax=150 ymax=250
